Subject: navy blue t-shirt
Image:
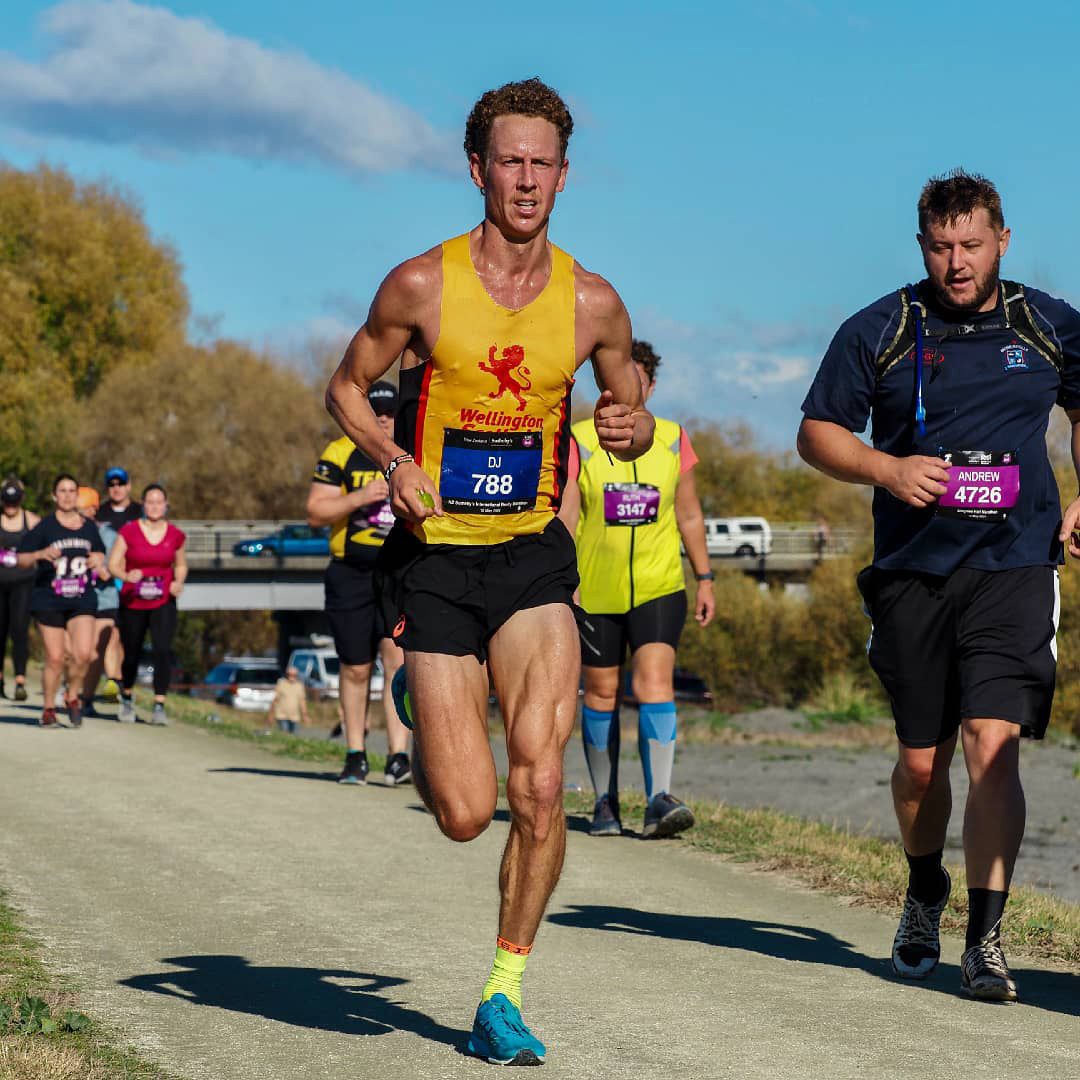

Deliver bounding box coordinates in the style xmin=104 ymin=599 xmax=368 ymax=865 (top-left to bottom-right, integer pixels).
xmin=802 ymin=280 xmax=1080 ymax=575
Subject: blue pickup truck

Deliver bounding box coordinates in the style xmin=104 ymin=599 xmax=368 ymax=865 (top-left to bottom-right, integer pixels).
xmin=232 ymin=525 xmax=330 ymax=558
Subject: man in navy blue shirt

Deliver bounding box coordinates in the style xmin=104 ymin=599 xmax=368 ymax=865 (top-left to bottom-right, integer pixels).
xmin=798 ymin=170 xmax=1080 ymax=1003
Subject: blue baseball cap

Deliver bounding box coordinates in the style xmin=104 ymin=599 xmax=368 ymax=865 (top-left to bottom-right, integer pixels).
xmin=105 ymin=467 xmax=129 ymax=484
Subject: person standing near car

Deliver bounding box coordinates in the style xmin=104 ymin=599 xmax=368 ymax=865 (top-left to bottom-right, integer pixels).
xmin=306 ymin=380 xmax=409 ymax=785
xmin=560 ymin=340 xmax=714 ymax=838
xmin=0 ymin=477 xmax=39 ymax=702
xmin=267 ymin=665 xmax=310 ymax=733
xmin=109 ymin=484 xmax=187 ymax=725
xmin=16 ymin=474 xmax=106 ymax=727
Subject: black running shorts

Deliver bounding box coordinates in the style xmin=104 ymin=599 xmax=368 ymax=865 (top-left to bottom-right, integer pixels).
xmin=374 ymin=517 xmax=579 ymax=661
xmin=579 ymin=589 xmax=688 ymax=668
xmin=324 ymin=560 xmax=385 ymax=666
xmin=859 ymin=565 xmax=1058 ymax=746
xmin=33 ymin=607 xmax=96 ymax=628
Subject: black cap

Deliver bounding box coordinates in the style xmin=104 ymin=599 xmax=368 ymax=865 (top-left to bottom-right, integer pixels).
xmin=368 ymin=381 xmax=398 ymax=417
xmin=1 ymin=478 xmax=23 ymax=505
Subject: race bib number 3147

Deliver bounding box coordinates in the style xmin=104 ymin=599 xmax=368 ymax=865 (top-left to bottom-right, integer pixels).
xmin=439 ymin=429 xmax=542 ymax=514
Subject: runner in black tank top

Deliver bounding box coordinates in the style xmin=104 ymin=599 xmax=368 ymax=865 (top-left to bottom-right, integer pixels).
xmin=0 ymin=477 xmax=38 ymax=702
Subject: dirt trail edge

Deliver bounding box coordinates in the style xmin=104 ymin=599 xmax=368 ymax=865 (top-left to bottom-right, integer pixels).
xmin=1 ymin=708 xmax=1077 ymax=1080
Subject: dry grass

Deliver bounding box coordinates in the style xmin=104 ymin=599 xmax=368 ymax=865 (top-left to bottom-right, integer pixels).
xmin=565 ymin=790 xmax=1080 ymax=971
xmin=0 ymin=1037 xmax=111 ymax=1080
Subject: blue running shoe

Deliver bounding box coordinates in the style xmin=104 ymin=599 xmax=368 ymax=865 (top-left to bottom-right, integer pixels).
xmin=390 ymin=665 xmax=413 ymax=731
xmin=466 ymin=994 xmax=545 ymax=1066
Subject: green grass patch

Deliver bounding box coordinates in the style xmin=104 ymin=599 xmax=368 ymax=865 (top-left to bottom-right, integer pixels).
xmin=145 ymin=691 xmax=387 ymax=773
xmin=0 ymin=886 xmax=176 ymax=1080
xmin=564 ymin=790 xmax=1080 ymax=970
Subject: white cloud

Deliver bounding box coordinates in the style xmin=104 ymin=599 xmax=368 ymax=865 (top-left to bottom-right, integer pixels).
xmin=0 ymin=1 xmax=456 ymax=177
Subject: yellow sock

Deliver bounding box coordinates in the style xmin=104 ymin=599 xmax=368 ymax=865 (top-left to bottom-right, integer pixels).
xmin=481 ymin=936 xmax=531 ymax=1010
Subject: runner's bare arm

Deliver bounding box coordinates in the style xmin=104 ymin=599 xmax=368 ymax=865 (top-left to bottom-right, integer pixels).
xmin=171 ymin=544 xmax=188 ymax=595
xmin=576 ymin=270 xmax=654 ymax=460
xmin=1059 ymin=408 xmax=1080 ymax=557
xmin=107 ymin=534 xmax=128 ymax=581
xmin=305 ymin=480 xmax=388 ymax=528
xmin=557 ymin=454 xmax=581 ymax=536
xmin=325 ymin=254 xmax=442 ymax=522
xmin=797 ymin=418 xmax=950 ymax=509
xmin=674 ymin=467 xmax=714 ymax=627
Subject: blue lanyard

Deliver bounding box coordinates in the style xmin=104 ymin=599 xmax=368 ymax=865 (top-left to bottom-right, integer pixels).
xmin=907 ymin=285 xmax=926 ymax=437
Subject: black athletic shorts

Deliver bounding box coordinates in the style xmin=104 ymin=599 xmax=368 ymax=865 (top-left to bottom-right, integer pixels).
xmin=374 ymin=517 xmax=579 ymax=661
xmin=324 ymin=560 xmax=386 ymax=666
xmin=33 ymin=607 xmax=96 ymax=628
xmin=579 ymin=589 xmax=688 ymax=668
xmin=859 ymin=565 xmax=1058 ymax=746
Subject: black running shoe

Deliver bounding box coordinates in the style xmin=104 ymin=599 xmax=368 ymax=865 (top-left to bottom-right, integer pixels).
xmin=384 ymin=752 xmax=412 ymax=786
xmin=14 ymin=683 xmax=28 ymax=702
xmin=891 ymin=869 xmax=951 ymax=979
xmin=81 ymin=699 xmax=103 ymax=720
xmin=589 ymin=794 xmax=622 ymax=837
xmin=66 ymin=698 xmax=83 ymax=729
xmin=642 ymin=793 xmax=695 ymax=839
xmin=338 ymin=752 xmax=369 ymax=785
xmin=961 ymin=932 xmax=1018 ymax=1003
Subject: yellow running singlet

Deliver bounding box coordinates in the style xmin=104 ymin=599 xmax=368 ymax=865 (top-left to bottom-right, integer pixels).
xmin=401 ymin=234 xmax=577 ymax=546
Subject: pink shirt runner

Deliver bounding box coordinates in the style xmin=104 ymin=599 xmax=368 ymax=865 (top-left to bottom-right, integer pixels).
xmin=118 ymin=521 xmax=186 ymax=610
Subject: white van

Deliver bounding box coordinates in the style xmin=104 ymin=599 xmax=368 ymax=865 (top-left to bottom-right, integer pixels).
xmin=287 ymin=647 xmax=340 ymax=701
xmin=703 ymin=517 xmax=772 ymax=557
xmin=286 ymin=647 xmax=386 ymax=701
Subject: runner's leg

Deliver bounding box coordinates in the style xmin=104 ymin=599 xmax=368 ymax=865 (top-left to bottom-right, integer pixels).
xmin=581 ymin=663 xmax=621 ymax=804
xmin=380 ymin=637 xmax=408 ymax=756
xmin=488 ymin=602 xmax=579 ymax=946
xmin=407 ymin=650 xmax=496 ymax=837
xmin=39 ymin=622 xmax=66 ymax=706
xmin=339 ymin=661 xmax=372 ymax=751
xmin=63 ymin=615 xmax=96 ymax=702
xmin=891 ymin=736 xmax=956 ymax=858
xmin=82 ymin=618 xmax=113 ymax=704
xmin=631 ymin=642 xmax=678 ymax=797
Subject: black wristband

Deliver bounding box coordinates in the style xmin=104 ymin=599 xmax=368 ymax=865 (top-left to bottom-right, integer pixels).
xmin=695 ymin=571 xmax=715 ymax=582
xmin=383 ymin=454 xmax=413 ymax=482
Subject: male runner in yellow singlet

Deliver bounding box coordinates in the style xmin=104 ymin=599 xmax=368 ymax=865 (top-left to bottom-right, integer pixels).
xmin=326 ymin=78 xmax=653 ymax=1066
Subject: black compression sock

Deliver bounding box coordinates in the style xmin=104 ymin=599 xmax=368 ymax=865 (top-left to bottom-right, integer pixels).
xmin=905 ymin=849 xmax=947 ymax=904
xmin=966 ymin=888 xmax=1008 ymax=949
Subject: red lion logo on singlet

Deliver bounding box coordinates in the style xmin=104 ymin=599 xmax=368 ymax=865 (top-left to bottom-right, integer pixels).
xmin=478 ymin=344 xmax=531 ymax=412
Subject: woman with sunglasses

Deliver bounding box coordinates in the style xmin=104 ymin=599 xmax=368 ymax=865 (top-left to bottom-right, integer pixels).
xmin=108 ymin=484 xmax=187 ymax=724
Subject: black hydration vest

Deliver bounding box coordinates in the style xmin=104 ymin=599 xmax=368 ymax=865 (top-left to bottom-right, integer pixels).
xmin=875 ymin=280 xmax=1062 ymax=380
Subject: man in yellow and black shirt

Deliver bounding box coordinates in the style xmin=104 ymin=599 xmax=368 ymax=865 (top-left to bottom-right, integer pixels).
xmin=307 ymin=380 xmax=409 ymax=786
xmin=324 ymin=79 xmax=653 ymax=1066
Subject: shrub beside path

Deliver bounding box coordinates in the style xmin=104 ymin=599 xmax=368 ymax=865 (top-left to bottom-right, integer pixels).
xmin=0 ymin=704 xmax=1077 ymax=1079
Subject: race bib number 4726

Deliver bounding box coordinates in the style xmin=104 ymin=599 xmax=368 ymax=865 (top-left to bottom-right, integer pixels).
xmin=937 ymin=449 xmax=1019 ymax=523
xmin=438 ymin=428 xmax=542 ymax=514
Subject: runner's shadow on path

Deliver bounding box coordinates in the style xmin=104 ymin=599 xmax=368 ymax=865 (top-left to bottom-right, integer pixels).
xmin=120 ymin=955 xmax=464 ymax=1046
xmin=208 ymin=766 xmax=340 ymax=783
xmin=548 ymin=905 xmax=1080 ymax=1017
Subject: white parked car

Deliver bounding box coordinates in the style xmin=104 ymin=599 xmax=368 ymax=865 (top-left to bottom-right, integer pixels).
xmin=703 ymin=517 xmax=772 ymax=557
xmin=287 ymin=648 xmax=385 ymax=701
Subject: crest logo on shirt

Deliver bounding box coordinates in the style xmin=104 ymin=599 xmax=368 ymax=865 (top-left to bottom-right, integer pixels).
xmin=478 ymin=344 xmax=532 ymax=413
xmin=1001 ymin=343 xmax=1030 ymax=372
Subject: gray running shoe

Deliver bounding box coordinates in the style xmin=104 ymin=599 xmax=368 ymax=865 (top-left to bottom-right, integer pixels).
xmin=150 ymin=702 xmax=169 ymax=726
xmin=384 ymin=752 xmax=412 ymax=786
xmin=14 ymin=683 xmax=28 ymax=702
xmin=961 ymin=932 xmax=1018 ymax=1003
xmin=891 ymin=869 xmax=951 ymax=979
xmin=66 ymin=698 xmax=82 ymax=729
xmin=589 ymin=794 xmax=622 ymax=837
xmin=118 ymin=697 xmax=136 ymax=724
xmin=642 ymin=793 xmax=695 ymax=839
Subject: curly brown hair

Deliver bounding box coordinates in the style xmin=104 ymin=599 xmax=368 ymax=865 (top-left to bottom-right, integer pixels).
xmin=918 ymin=169 xmax=1004 ymax=233
xmin=464 ymin=78 xmax=574 ymax=163
xmin=632 ymin=339 xmax=661 ymax=382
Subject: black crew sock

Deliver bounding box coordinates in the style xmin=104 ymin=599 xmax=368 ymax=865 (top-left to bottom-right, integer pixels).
xmin=966 ymin=888 xmax=1008 ymax=949
xmin=346 ymin=749 xmax=366 ymax=760
xmin=905 ymin=849 xmax=947 ymax=904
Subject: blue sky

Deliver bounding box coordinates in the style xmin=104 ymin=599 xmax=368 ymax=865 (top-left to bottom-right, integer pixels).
xmin=3 ymin=0 xmax=1080 ymax=446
